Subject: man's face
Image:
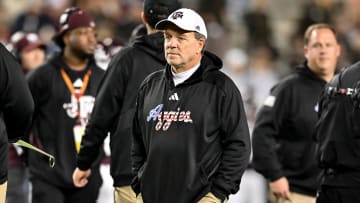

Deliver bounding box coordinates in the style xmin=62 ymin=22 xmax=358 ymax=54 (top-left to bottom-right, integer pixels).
xmin=164 ymin=24 xmax=205 ymax=73
xmin=304 ymin=28 xmax=340 ymax=77
xmin=21 ymin=47 xmax=45 ymax=72
xmin=65 ymin=27 xmax=97 ymax=57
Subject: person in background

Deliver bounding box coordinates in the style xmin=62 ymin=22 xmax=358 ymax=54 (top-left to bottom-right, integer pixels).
xmin=252 ymin=23 xmax=340 ymax=203
xmin=93 ymin=37 xmax=123 ymax=203
xmin=0 ymin=42 xmax=34 ymax=203
xmin=94 ymin=37 xmax=123 ymax=70
xmin=8 ymin=31 xmax=46 ymax=74
xmin=5 ymin=31 xmax=46 ymax=203
xmin=131 ymin=8 xmax=251 ymax=203
xmin=315 ymin=45 xmax=360 ymax=203
xmin=26 ymin=7 xmax=104 ymax=203
xmin=72 ymin=1 xmax=181 ymax=203
xmin=222 ymin=47 xmax=273 ymax=203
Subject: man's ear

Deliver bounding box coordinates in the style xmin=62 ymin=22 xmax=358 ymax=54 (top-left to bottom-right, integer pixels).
xmin=141 ymin=12 xmax=148 ymax=25
xmin=63 ymin=32 xmax=70 ymax=46
xmin=304 ymin=45 xmax=309 ymax=59
xmin=198 ymin=38 xmax=205 ymax=53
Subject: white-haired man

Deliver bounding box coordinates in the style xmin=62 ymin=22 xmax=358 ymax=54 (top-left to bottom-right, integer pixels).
xmin=131 ymin=8 xmax=251 ymax=203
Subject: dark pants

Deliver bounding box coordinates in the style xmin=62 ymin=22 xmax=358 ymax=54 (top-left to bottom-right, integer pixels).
xmin=6 ymin=167 xmax=28 ymax=203
xmin=31 ymin=171 xmax=102 ymax=203
xmin=316 ymin=185 xmax=360 ymax=203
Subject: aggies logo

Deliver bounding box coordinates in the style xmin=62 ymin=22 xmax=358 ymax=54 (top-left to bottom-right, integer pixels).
xmin=147 ymin=104 xmax=193 ymax=131
xmin=171 ymin=11 xmax=183 ymax=19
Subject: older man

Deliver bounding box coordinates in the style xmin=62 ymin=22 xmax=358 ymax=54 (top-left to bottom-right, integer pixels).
xmin=131 ymin=8 xmax=251 ymax=203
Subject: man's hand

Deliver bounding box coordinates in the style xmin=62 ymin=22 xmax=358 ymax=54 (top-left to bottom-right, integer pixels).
xmin=270 ymin=177 xmax=292 ymax=201
xmin=72 ymin=167 xmax=91 ymax=187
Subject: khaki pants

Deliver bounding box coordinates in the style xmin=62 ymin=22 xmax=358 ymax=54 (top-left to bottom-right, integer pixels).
xmin=269 ymin=191 xmax=316 ymax=203
xmin=198 ymin=192 xmax=227 ymax=203
xmin=0 ymin=181 xmax=7 ymax=203
xmin=114 ymin=185 xmax=136 ymax=203
xmin=136 ymin=193 xmax=143 ymax=203
xmin=136 ymin=192 xmax=227 ymax=203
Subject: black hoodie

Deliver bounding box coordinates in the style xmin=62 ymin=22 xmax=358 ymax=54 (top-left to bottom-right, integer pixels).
xmin=27 ymin=54 xmax=104 ymax=188
xmin=315 ymin=60 xmax=360 ymax=187
xmin=132 ymin=51 xmax=251 ymax=203
xmin=252 ymin=62 xmax=326 ymax=196
xmin=0 ymin=43 xmax=34 ymax=183
xmin=77 ymin=32 xmax=167 ymax=186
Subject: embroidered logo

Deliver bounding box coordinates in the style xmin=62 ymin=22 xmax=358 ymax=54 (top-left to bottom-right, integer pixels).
xmin=169 ymin=92 xmax=179 ymax=101
xmin=195 ymin=25 xmax=200 ymax=31
xmin=147 ymin=104 xmax=193 ymax=131
xmin=171 ymin=11 xmax=184 ymax=20
xmin=63 ymin=95 xmax=95 ymax=126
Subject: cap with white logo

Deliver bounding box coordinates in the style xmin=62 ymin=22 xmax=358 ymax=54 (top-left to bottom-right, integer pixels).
xmin=155 ymin=8 xmax=207 ymax=39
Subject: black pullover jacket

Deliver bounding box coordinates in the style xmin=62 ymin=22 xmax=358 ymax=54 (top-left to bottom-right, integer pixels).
xmin=77 ymin=32 xmax=167 ymax=186
xmin=315 ymin=60 xmax=360 ymax=187
xmin=132 ymin=51 xmax=251 ymax=203
xmin=252 ymin=62 xmax=325 ymax=196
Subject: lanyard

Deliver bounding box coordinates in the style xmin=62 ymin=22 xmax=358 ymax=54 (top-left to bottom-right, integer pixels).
xmin=60 ymin=68 xmax=92 ymax=120
xmin=60 ymin=68 xmax=91 ymax=99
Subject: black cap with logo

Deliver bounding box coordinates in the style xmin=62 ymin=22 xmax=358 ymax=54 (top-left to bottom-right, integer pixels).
xmin=143 ymin=0 xmax=181 ymax=28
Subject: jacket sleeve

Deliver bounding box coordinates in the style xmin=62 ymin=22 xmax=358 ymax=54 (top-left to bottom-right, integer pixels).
xmin=76 ymin=52 xmax=129 ymax=170
xmin=252 ymin=82 xmax=290 ymax=181
xmin=131 ymin=89 xmax=146 ymax=195
xmin=211 ymin=81 xmax=251 ymax=201
xmin=0 ymin=44 xmax=34 ymax=143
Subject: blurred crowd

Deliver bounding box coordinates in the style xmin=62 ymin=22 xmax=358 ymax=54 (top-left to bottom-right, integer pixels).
xmin=2 ymin=0 xmax=360 ymax=117
xmin=2 ymin=0 xmax=360 ymax=202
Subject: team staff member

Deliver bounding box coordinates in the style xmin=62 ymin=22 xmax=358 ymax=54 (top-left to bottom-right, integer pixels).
xmin=315 ymin=61 xmax=360 ymax=203
xmin=27 ymin=8 xmax=104 ymax=203
xmin=132 ymin=8 xmax=251 ymax=203
xmin=0 ymin=43 xmax=34 ymax=203
xmin=252 ymin=23 xmax=340 ymax=203
xmin=72 ymin=0 xmax=181 ymax=202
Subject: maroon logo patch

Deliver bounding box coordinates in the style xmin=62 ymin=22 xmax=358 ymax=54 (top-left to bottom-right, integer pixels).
xmin=171 ymin=11 xmax=184 ymax=20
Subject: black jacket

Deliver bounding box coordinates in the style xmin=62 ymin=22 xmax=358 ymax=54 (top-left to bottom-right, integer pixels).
xmin=252 ymin=63 xmax=325 ymax=196
xmin=76 ymin=32 xmax=167 ymax=186
xmin=27 ymin=54 xmax=104 ymax=188
xmin=132 ymin=51 xmax=251 ymax=203
xmin=315 ymin=61 xmax=360 ymax=187
xmin=0 ymin=43 xmax=34 ymax=183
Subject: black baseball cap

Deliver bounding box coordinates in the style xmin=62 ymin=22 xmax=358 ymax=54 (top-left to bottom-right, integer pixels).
xmin=143 ymin=0 xmax=181 ymax=28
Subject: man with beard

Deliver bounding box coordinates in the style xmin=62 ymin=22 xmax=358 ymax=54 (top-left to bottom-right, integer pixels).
xmin=27 ymin=7 xmax=104 ymax=203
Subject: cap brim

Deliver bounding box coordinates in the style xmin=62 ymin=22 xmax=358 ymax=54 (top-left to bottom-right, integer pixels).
xmin=155 ymin=19 xmax=173 ymax=30
xmin=22 ymin=42 xmax=46 ymax=52
xmin=155 ymin=19 xmax=197 ymax=34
